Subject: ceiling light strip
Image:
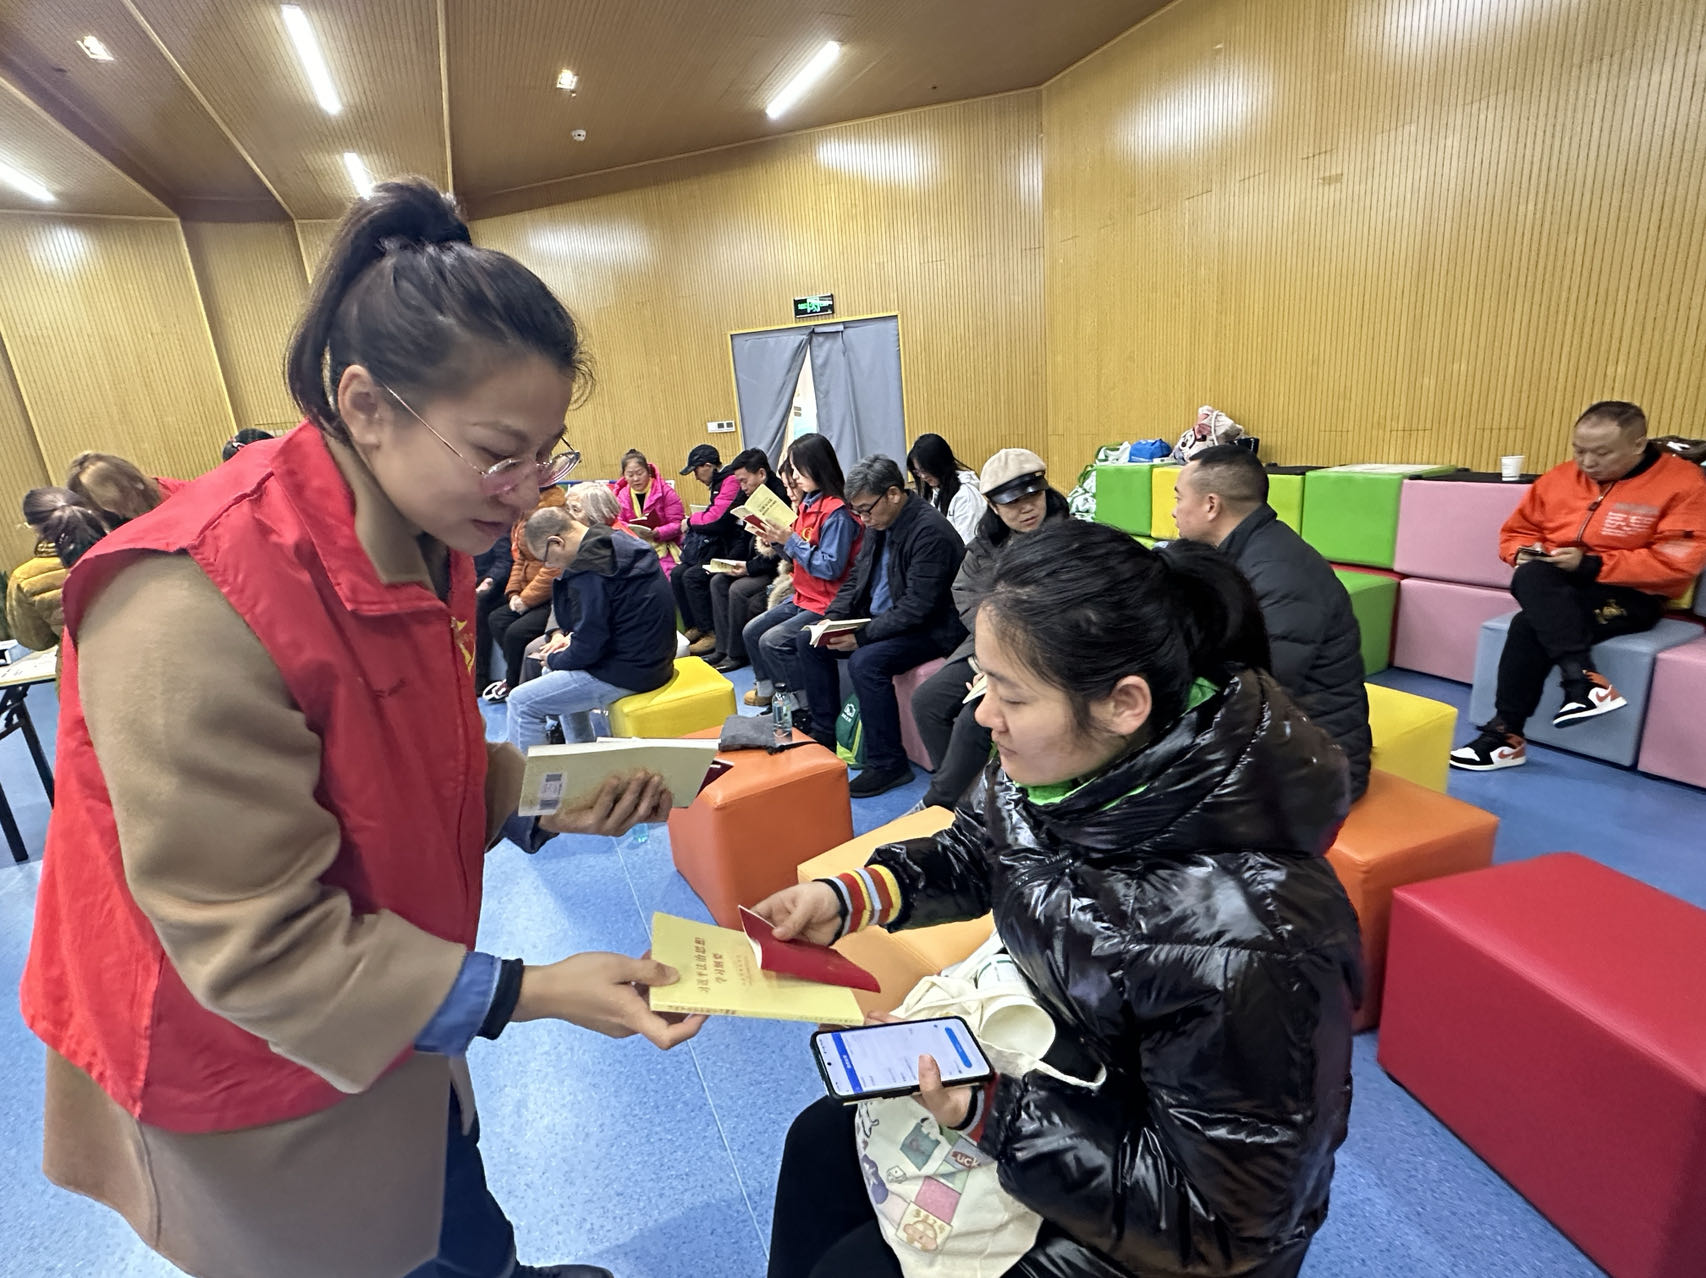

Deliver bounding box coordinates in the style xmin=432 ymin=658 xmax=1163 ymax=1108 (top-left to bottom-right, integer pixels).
xmin=765 ymin=40 xmax=841 ymax=120
xmin=342 ymin=151 xmax=374 ymax=198
xmin=77 ymin=35 xmax=115 ymax=62
xmin=281 ymin=5 xmax=342 ymax=115
xmin=0 ymin=158 xmax=54 ymax=202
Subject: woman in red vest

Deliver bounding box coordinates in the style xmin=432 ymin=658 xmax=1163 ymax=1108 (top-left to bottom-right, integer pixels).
xmin=20 ymin=180 xmax=701 ymax=1278
xmin=740 ymin=433 xmax=862 ymax=712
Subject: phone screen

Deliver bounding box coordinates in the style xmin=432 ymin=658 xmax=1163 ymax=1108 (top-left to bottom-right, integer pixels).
xmin=813 ymin=1017 xmax=992 ymax=1101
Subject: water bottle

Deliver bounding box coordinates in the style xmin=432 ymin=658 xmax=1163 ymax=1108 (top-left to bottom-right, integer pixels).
xmin=773 ymin=681 xmax=796 ymax=748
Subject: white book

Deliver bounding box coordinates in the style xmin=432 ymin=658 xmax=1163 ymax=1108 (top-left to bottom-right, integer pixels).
xmin=706 ymin=558 xmax=747 ymax=575
xmin=518 ymin=738 xmax=725 ymax=817
xmin=804 ymin=617 xmax=871 ymax=647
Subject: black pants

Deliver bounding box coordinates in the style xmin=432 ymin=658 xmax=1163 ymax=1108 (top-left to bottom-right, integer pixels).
xmin=769 ymin=1099 xmax=903 ymax=1278
xmin=710 ymin=572 xmax=772 ymax=662
xmin=673 ymin=562 xmax=715 ymax=634
xmin=488 ymin=600 xmax=552 ymax=688
xmin=798 ymin=631 xmax=944 ymax=773
xmin=1493 ymin=560 xmax=1666 ymax=732
xmin=473 ymin=586 xmax=500 ymax=688
xmin=405 ymin=1092 xmax=517 ymax=1278
xmin=913 ymin=656 xmax=993 ymax=808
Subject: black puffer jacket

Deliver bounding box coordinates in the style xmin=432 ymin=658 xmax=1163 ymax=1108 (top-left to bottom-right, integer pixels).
xmin=1218 ymin=504 xmax=1371 ymax=800
xmin=871 ymin=671 xmax=1363 ymax=1278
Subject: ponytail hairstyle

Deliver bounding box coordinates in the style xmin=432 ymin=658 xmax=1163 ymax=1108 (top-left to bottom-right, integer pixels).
xmin=906 ymin=433 xmax=972 ymax=514
xmin=286 ymin=179 xmax=591 ymax=439
xmin=785 ymin=433 xmax=846 ymax=502
xmin=981 ymin=520 xmax=1270 ymax=733
xmin=44 ymin=504 xmax=112 ymax=568
xmin=64 ymin=453 xmax=163 ymax=525
xmin=22 ymin=486 xmax=86 ymax=536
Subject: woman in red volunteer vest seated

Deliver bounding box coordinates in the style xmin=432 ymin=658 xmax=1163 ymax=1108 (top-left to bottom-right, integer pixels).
xmin=740 ymin=432 xmax=862 ymax=711
xmin=20 ymin=180 xmax=701 ymax=1278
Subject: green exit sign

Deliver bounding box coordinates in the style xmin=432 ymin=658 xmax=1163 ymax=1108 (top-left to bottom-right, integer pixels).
xmin=793 ymin=293 xmax=835 ymax=319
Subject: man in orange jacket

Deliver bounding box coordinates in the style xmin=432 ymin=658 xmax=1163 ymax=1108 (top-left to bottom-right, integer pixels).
xmin=1451 ymin=401 xmax=1706 ymax=771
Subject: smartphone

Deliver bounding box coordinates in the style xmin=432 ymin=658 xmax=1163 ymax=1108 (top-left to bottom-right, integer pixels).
xmin=811 ymin=1016 xmax=994 ymax=1103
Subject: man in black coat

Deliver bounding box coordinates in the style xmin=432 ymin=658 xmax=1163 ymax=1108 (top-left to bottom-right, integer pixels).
xmin=1174 ymin=446 xmax=1372 ymax=799
xmin=797 ymin=454 xmax=967 ymax=798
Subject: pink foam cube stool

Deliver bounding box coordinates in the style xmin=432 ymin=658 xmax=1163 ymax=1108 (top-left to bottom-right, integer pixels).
xmin=1394 ymin=478 xmax=1527 ymax=588
xmin=894 ymin=658 xmax=947 ymax=770
xmin=1392 ymin=577 xmax=1513 ymax=683
xmin=1636 ymin=635 xmax=1706 ymax=788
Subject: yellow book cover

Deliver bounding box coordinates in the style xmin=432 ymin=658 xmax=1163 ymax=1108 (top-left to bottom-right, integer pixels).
xmin=648 ymin=912 xmax=863 ymax=1024
xmin=732 ymin=483 xmax=794 ymax=529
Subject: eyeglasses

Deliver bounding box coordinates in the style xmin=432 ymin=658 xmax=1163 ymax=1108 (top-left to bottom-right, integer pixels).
xmin=384 ymin=385 xmax=580 ymax=497
xmin=851 ymin=488 xmax=898 ymax=519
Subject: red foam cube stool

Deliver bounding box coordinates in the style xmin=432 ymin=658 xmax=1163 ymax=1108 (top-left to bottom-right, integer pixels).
xmin=1379 ymin=854 xmax=1706 ymax=1278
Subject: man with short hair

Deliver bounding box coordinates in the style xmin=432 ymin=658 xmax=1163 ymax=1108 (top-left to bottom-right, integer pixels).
xmin=673 ymin=444 xmax=744 ymax=650
xmin=1450 ymin=400 xmax=1706 ymax=771
xmin=797 ymin=455 xmax=966 ymax=798
xmin=1174 ymin=445 xmax=1372 ymax=799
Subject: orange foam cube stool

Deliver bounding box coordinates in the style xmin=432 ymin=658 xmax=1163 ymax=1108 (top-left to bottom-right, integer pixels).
xmin=796 ymin=806 xmax=991 ymax=1015
xmin=1326 ymin=769 xmax=1498 ymax=1029
xmin=667 ymin=727 xmax=853 ymax=928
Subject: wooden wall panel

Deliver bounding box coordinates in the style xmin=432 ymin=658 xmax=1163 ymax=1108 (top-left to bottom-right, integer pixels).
xmin=295 ymin=220 xmax=339 ymax=282
xmin=182 ymin=220 xmax=309 ymax=433
xmin=0 ymin=214 xmax=234 ymax=485
xmin=472 ymin=92 xmax=1045 ymax=479
xmin=1043 ymin=0 xmax=1706 ymax=472
xmin=0 ymin=336 xmax=49 ymax=566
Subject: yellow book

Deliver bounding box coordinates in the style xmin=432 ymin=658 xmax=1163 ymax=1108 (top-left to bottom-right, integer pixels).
xmin=648 ymin=912 xmax=863 ymax=1024
xmin=517 ymin=739 xmax=723 ymax=817
xmin=731 ymin=482 xmax=794 ymax=529
xmin=706 ymin=558 xmax=747 ymax=575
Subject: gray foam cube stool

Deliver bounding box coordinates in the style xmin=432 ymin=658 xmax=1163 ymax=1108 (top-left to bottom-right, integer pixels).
xmin=1468 ymin=614 xmax=1701 ymax=766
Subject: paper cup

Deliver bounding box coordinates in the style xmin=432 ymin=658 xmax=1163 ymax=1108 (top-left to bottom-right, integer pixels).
xmin=1500 ymin=455 xmax=1525 ymax=482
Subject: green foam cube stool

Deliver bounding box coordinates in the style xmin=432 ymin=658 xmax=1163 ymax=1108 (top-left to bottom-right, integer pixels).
xmin=1335 ymin=568 xmax=1399 ymax=676
xmin=1302 ymin=465 xmax=1454 ymax=568
xmin=1267 ymin=469 xmax=1311 ymax=532
xmin=1094 ymin=463 xmax=1156 ymax=536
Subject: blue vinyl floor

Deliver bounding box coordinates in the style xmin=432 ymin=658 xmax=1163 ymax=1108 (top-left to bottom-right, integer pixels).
xmin=2 ymin=658 xmax=1701 ymax=1276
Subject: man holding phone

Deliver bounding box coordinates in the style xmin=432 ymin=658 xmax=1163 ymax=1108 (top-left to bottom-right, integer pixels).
xmin=1451 ymin=400 xmax=1706 ymax=771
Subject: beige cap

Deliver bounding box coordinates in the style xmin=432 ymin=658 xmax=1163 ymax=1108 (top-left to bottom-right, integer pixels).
xmin=979 ymin=448 xmax=1048 ymax=503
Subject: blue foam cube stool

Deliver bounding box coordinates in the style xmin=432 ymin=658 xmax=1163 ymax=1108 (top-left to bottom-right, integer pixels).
xmin=1467 ymin=614 xmax=1701 ymax=766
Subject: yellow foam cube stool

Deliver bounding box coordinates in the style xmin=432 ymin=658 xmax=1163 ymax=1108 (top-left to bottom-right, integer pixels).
xmin=797 ymin=806 xmax=992 ymax=1015
xmin=1149 ymin=465 xmax=1183 ymax=539
xmin=607 ymin=657 xmax=736 ymax=738
xmin=1366 ymin=682 xmax=1458 ymax=793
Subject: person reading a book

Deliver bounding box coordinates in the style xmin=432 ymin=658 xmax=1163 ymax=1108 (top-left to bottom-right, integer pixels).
xmin=610 ymin=448 xmax=685 ymax=577
xmin=1172 ymin=444 xmax=1371 ymax=800
xmin=910 ymin=449 xmax=1071 ymax=812
xmin=482 ymin=480 xmax=568 ymax=702
xmin=1450 ymin=400 xmax=1706 ymax=772
xmin=704 ymin=447 xmax=791 ymax=673
xmin=18 ymin=180 xmax=703 ymax=1278
xmin=674 ymin=443 xmax=746 ymax=652
xmin=795 ymin=455 xmax=967 ymax=798
xmin=505 ymin=503 xmax=677 ymax=751
xmin=755 ymin=520 xmax=1361 ymax=1278
xmin=741 ymin=434 xmax=861 ymax=709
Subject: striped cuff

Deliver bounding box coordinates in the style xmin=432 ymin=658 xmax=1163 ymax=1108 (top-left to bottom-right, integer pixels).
xmin=955 ymin=1076 xmax=1000 ymax=1144
xmin=819 ymin=864 xmax=903 ymax=937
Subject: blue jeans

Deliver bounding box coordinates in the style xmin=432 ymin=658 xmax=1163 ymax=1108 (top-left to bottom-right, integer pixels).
xmin=798 ymin=630 xmax=944 ymax=773
xmin=742 ymin=601 xmax=822 ymax=693
xmin=506 ymin=666 xmax=633 ymax=751
xmin=406 ymin=1092 xmax=516 ymax=1278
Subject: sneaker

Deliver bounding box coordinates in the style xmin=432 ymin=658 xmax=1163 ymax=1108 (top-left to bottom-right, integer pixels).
xmin=688 ymin=634 xmax=719 ymax=657
xmin=481 ymin=680 xmax=509 ymax=703
xmin=515 ymin=1266 xmax=614 ymax=1278
xmin=849 ymin=763 xmax=914 ymax=798
xmin=714 ymin=656 xmax=748 ymax=673
xmin=682 ymin=627 xmax=705 ymax=643
xmin=1448 ymin=729 xmax=1527 ymax=771
xmin=1553 ymin=672 xmax=1627 ymax=727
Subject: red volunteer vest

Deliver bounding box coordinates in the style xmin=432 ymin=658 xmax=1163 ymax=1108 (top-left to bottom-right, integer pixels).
xmin=790 ymin=494 xmax=862 ymax=615
xmin=20 ymin=426 xmax=489 ymax=1134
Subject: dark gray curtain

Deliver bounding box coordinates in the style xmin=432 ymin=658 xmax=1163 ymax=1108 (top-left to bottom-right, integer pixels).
xmin=730 ymin=329 xmax=811 ymax=467
xmin=808 ymin=317 xmax=905 ymax=467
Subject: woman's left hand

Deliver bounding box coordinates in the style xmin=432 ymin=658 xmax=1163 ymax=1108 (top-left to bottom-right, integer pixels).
xmin=628 ymin=525 xmax=657 ymax=543
xmin=540 ymin=772 xmax=672 ymax=836
xmin=916 ymin=1054 xmax=973 ymax=1129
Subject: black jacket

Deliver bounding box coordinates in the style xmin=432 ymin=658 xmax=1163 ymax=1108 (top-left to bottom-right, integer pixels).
xmin=545 ymin=526 xmax=676 ymax=693
xmin=872 ymin=671 xmax=1362 ymax=1278
xmin=827 ymin=494 xmax=967 ymax=652
xmin=473 ymin=529 xmax=512 ymax=588
xmin=1219 ymin=504 xmax=1372 ymax=800
xmin=738 ymin=473 xmax=791 ymax=578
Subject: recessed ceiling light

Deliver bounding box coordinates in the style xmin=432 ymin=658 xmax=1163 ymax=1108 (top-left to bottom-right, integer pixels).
xmin=765 ymin=40 xmax=841 ymax=120
xmin=0 ymin=158 xmax=54 ymax=203
xmin=556 ymin=69 xmax=578 ymax=92
xmin=77 ymin=35 xmax=114 ymax=62
xmin=281 ymin=5 xmax=342 ymax=115
xmin=342 ymin=151 xmax=374 ymax=198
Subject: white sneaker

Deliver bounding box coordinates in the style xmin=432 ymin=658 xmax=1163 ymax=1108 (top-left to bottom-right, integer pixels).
xmin=1449 ymin=730 xmax=1528 ymax=771
xmin=1552 ymin=673 xmax=1626 ymax=728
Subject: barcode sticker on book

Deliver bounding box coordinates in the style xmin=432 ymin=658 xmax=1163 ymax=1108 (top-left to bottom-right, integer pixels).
xmin=539 ymin=772 xmax=565 ymax=809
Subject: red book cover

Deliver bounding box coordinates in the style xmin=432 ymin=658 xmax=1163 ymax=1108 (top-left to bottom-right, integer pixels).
xmin=739 ymin=906 xmax=881 ymax=992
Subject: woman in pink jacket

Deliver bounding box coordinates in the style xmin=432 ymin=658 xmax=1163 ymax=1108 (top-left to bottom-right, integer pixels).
xmin=610 ymin=449 xmax=685 ymax=576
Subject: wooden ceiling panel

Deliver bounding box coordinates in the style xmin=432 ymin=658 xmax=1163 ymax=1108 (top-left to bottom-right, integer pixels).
xmin=128 ymin=0 xmax=448 ymax=218
xmin=449 ymin=0 xmax=1170 ymax=203
xmin=0 ymin=0 xmax=283 ymax=219
xmin=0 ymin=73 xmax=169 ymax=215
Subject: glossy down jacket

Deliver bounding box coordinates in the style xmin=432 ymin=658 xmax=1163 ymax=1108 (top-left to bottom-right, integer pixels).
xmin=870 ymin=670 xmax=1363 ymax=1278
